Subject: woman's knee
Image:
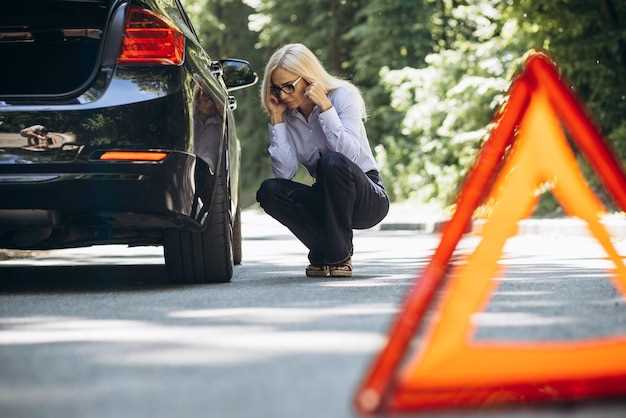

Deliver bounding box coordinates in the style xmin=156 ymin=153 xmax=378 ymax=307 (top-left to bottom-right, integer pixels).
xmin=318 ymin=151 xmax=348 ymax=175
xmin=256 ymin=178 xmax=282 ymax=207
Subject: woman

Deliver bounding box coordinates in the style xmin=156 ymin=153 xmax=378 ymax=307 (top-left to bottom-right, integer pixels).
xmin=256 ymin=43 xmax=389 ymax=278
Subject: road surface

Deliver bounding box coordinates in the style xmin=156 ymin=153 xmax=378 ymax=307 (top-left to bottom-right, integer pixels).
xmin=1 ymin=209 xmax=626 ymax=418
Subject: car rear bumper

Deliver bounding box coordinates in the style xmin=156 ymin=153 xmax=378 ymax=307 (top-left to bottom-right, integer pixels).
xmin=0 ymin=151 xmax=216 ymax=249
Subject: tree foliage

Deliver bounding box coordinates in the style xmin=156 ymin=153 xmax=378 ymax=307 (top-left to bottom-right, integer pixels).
xmin=181 ymin=0 xmax=626 ymax=211
xmin=379 ymin=1 xmax=530 ymax=202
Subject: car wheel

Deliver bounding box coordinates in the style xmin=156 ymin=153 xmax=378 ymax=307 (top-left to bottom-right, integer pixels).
xmin=233 ymin=202 xmax=242 ymax=265
xmin=163 ymin=149 xmax=234 ymax=284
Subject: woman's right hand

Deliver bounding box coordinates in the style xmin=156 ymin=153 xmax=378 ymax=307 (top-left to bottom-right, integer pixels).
xmin=268 ymin=95 xmax=287 ymax=124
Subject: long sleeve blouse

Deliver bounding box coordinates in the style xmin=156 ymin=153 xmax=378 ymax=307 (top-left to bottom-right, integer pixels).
xmin=267 ymin=86 xmax=378 ymax=179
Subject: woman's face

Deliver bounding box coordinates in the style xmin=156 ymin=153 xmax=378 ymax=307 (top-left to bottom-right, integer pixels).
xmin=270 ymin=67 xmax=310 ymax=110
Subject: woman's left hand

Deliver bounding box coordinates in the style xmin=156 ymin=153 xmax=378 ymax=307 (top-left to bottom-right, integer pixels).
xmin=304 ymin=80 xmax=333 ymax=112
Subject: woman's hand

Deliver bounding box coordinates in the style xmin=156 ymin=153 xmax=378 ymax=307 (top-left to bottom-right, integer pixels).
xmin=304 ymin=80 xmax=332 ymax=112
xmin=268 ymin=95 xmax=287 ymax=125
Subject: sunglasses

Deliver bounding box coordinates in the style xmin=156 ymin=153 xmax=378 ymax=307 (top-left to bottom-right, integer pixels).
xmin=270 ymin=77 xmax=303 ymax=98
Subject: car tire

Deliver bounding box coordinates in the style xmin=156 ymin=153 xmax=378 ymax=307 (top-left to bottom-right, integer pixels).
xmin=233 ymin=203 xmax=242 ymax=265
xmin=163 ymin=150 xmax=234 ymax=284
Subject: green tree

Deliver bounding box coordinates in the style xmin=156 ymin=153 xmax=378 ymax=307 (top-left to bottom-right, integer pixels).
xmin=181 ymin=0 xmax=626 ymax=212
xmin=508 ymin=0 xmax=626 ymax=146
xmin=254 ymin=0 xmax=367 ymax=75
xmin=507 ymin=0 xmax=626 ymax=211
xmin=379 ymin=0 xmax=530 ymax=203
xmin=346 ymin=0 xmax=434 ymax=200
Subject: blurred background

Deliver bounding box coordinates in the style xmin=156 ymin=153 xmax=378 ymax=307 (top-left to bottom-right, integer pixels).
xmin=181 ymin=0 xmax=626 ymax=215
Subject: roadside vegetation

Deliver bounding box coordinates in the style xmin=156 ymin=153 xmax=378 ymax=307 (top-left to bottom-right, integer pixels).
xmin=182 ymin=0 xmax=626 ymax=215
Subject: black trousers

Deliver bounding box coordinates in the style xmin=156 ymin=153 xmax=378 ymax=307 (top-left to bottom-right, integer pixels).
xmin=256 ymin=151 xmax=390 ymax=265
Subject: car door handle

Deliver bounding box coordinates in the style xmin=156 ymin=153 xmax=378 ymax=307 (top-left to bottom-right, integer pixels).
xmin=227 ymin=96 xmax=237 ymax=111
xmin=209 ymin=61 xmax=223 ymax=78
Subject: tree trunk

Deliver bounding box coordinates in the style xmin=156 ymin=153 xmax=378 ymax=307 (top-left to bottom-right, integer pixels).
xmin=328 ymin=0 xmax=340 ymax=73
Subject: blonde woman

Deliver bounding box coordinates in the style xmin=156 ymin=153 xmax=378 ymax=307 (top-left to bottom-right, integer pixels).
xmin=256 ymin=43 xmax=389 ymax=277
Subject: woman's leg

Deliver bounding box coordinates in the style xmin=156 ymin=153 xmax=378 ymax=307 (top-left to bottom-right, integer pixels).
xmin=315 ymin=151 xmax=390 ymax=265
xmin=256 ymin=178 xmax=325 ymax=264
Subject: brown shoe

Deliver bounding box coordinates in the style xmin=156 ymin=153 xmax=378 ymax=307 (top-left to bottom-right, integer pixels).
xmin=306 ymin=264 xmax=330 ymax=277
xmin=329 ymin=257 xmax=352 ymax=277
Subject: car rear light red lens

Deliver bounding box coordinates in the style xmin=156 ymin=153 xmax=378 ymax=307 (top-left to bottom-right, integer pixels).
xmin=100 ymin=151 xmax=168 ymax=161
xmin=117 ymin=7 xmax=184 ymax=65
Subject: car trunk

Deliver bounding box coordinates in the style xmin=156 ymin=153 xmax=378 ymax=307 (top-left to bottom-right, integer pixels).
xmin=0 ymin=0 xmax=116 ymax=97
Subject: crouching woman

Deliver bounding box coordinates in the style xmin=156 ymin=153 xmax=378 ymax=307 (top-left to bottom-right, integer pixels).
xmin=256 ymin=43 xmax=389 ymax=278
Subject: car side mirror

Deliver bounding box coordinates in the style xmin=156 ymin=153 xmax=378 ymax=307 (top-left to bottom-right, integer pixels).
xmin=219 ymin=58 xmax=258 ymax=92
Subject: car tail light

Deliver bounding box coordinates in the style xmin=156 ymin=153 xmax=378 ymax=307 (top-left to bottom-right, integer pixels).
xmin=100 ymin=151 xmax=168 ymax=161
xmin=117 ymin=7 xmax=184 ymax=65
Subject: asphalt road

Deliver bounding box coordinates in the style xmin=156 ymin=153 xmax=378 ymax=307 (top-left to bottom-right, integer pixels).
xmin=1 ymin=209 xmax=626 ymax=418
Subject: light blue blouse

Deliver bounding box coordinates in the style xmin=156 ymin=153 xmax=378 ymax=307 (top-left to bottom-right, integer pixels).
xmin=267 ymin=85 xmax=378 ymax=179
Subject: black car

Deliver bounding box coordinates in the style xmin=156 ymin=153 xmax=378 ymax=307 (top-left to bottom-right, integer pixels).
xmin=0 ymin=0 xmax=258 ymax=283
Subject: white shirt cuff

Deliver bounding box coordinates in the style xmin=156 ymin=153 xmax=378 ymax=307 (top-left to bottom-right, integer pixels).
xmin=318 ymin=106 xmax=342 ymax=138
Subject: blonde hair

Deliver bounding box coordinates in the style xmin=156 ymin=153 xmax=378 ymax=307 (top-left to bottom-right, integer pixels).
xmin=260 ymin=43 xmax=367 ymax=120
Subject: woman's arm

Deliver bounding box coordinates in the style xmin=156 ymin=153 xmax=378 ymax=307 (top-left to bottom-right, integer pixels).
xmin=317 ymin=87 xmax=363 ymax=162
xmin=267 ymin=122 xmax=298 ymax=179
xmin=265 ymin=94 xmax=298 ymax=179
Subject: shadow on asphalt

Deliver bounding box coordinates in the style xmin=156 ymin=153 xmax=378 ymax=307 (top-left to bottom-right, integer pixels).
xmin=0 ymin=254 xmax=429 ymax=294
xmin=0 ymin=264 xmax=177 ymax=293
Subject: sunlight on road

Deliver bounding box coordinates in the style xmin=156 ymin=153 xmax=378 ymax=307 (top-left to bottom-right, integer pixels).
xmin=472 ymin=312 xmax=576 ymax=327
xmin=0 ymin=314 xmax=387 ymax=366
xmin=170 ymin=304 xmax=397 ymax=322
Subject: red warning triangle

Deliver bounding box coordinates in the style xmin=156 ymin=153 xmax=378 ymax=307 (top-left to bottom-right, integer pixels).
xmin=354 ymin=52 xmax=626 ymax=415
